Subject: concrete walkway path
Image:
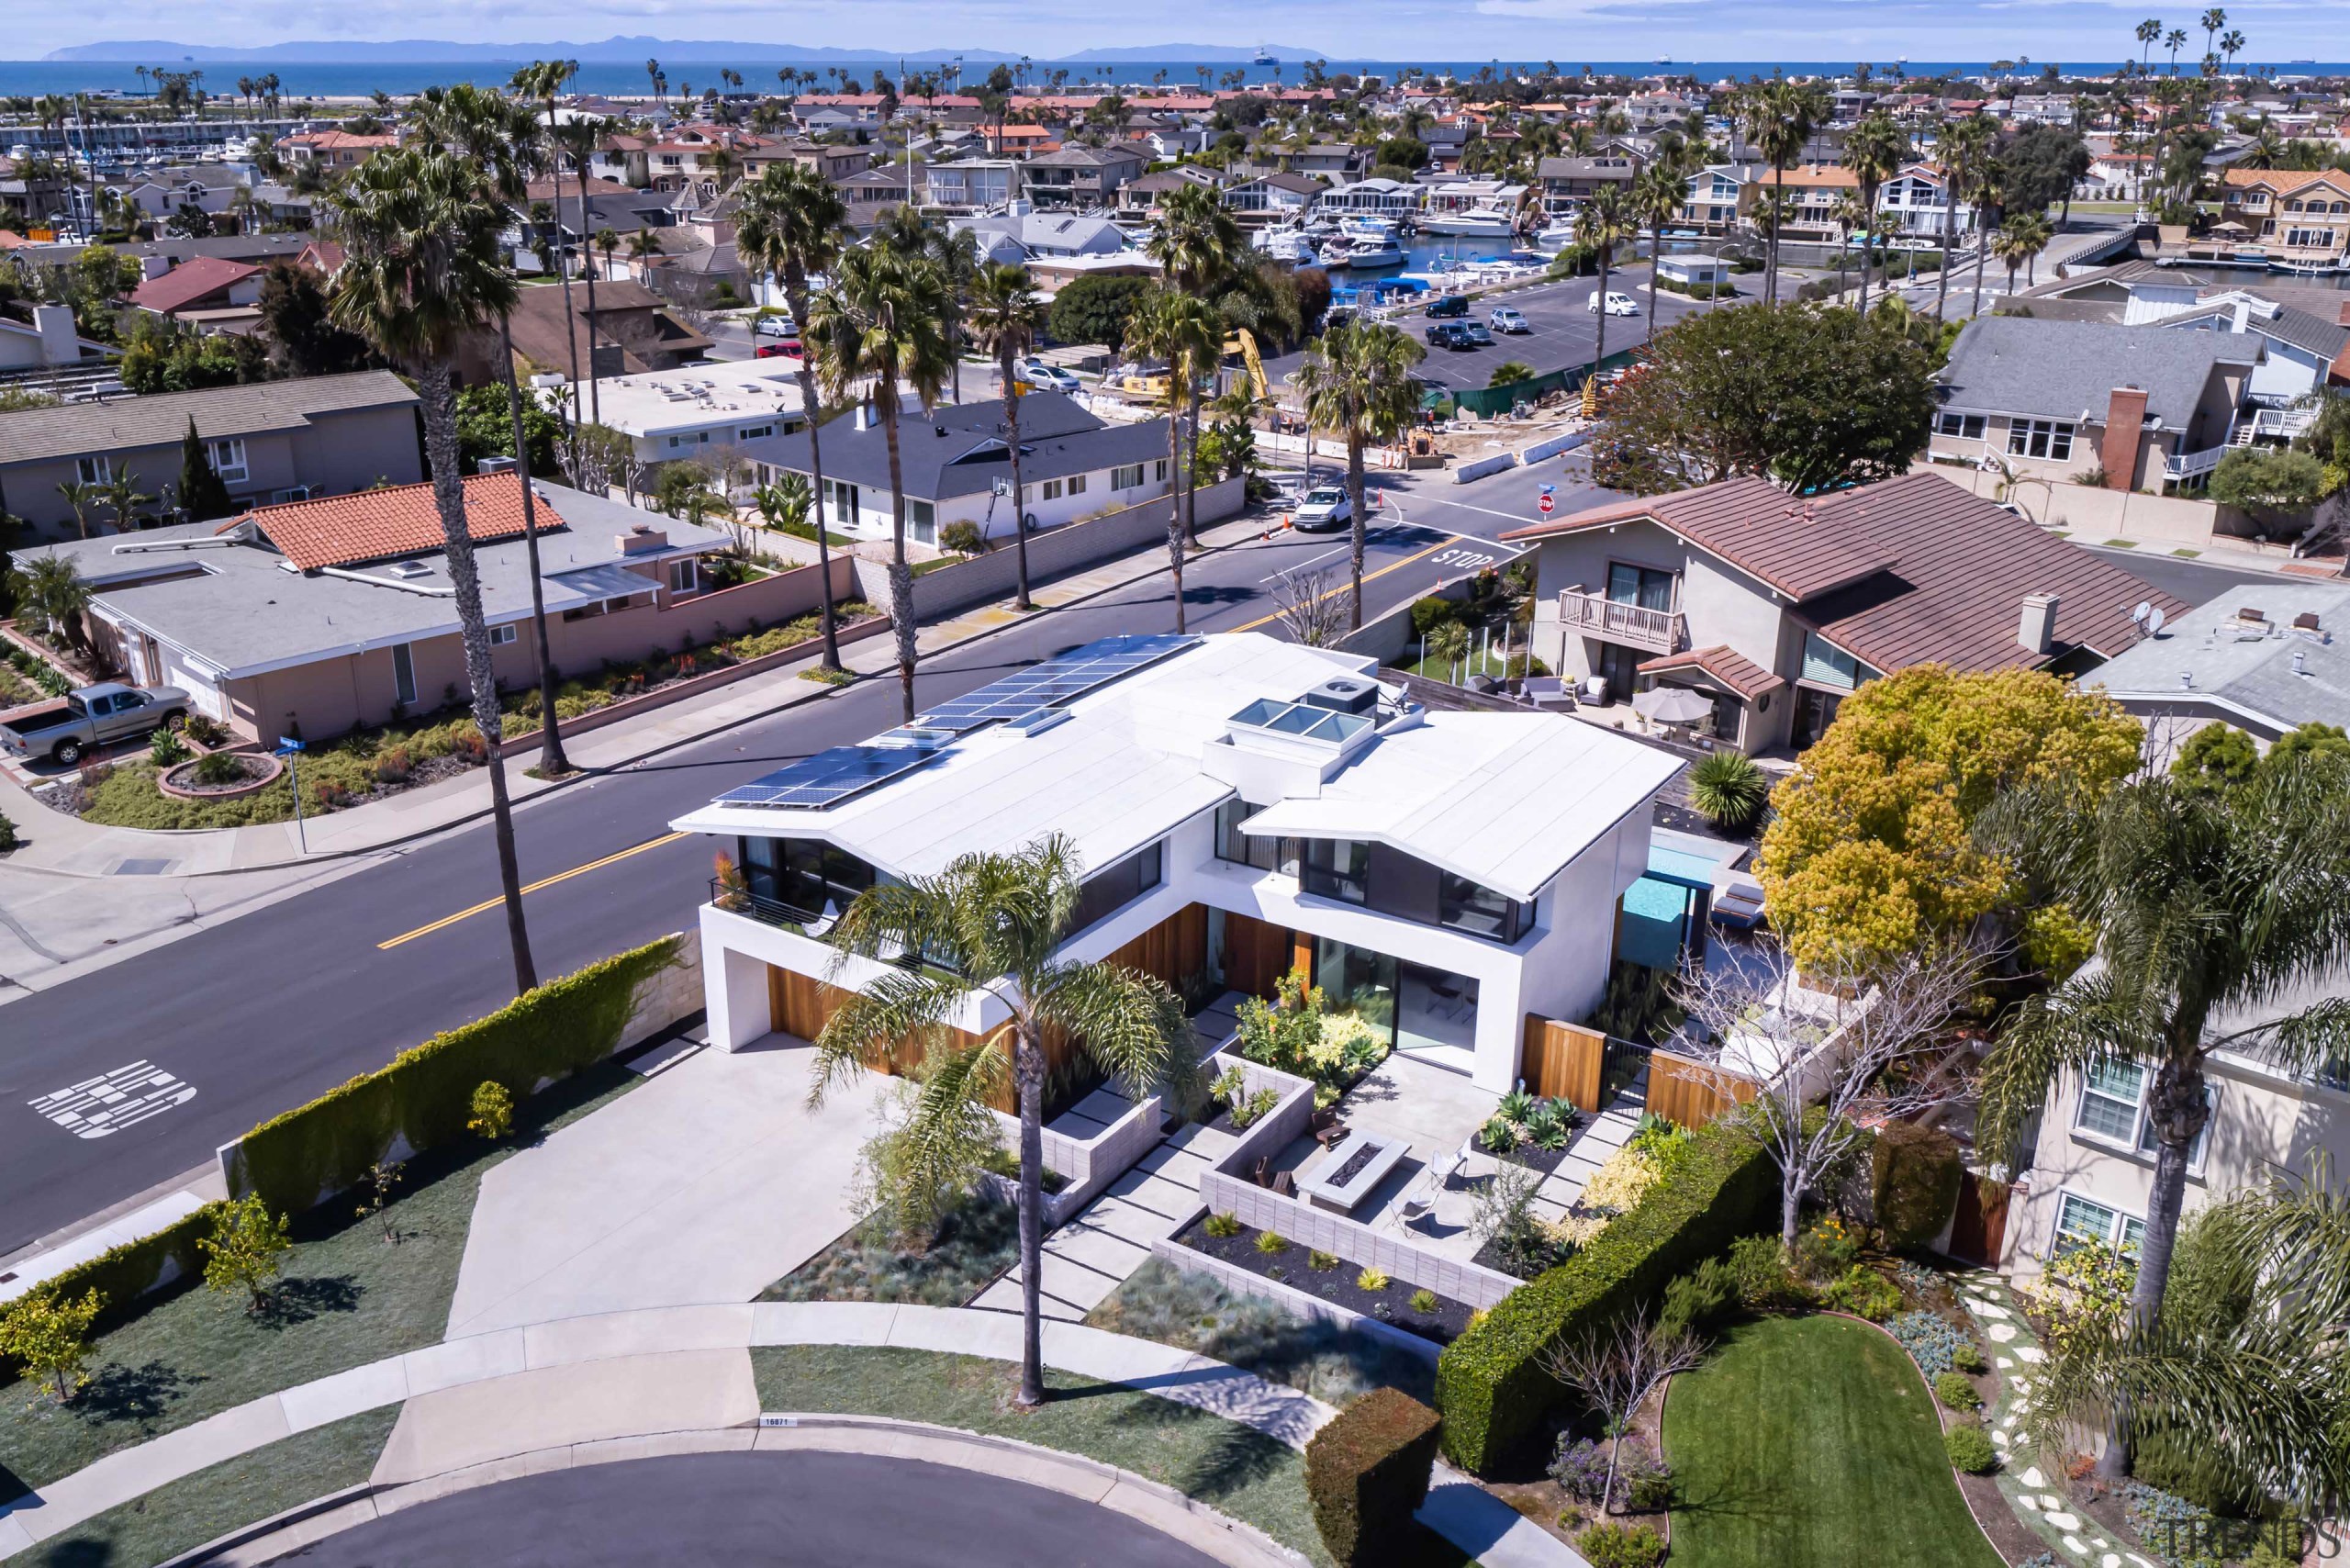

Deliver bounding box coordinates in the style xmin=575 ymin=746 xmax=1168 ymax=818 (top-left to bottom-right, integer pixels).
xmin=442 ymin=1033 xmax=886 ymax=1338
xmin=0 ymin=1303 xmax=1587 ymax=1568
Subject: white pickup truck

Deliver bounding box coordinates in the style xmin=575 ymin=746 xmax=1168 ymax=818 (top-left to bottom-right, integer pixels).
xmin=0 ymin=681 xmax=190 ymax=766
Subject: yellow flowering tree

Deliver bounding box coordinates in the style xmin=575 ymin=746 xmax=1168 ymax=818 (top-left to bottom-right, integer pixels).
xmin=1760 ymin=666 xmax=2142 ymax=974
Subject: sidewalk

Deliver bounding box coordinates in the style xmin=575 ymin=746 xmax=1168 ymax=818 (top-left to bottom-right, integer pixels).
xmin=0 ymin=510 xmax=1280 ymax=884
xmin=0 ymin=1302 xmax=1580 ymax=1568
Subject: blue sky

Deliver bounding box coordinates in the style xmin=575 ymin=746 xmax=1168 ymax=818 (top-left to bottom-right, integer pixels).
xmin=19 ymin=0 xmax=2346 ymax=65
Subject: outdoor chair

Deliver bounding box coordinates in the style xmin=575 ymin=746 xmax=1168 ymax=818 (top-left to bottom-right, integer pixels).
xmin=1270 ymin=1170 xmax=1296 ymax=1198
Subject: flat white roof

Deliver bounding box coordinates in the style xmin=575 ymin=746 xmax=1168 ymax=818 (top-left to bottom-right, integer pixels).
xmin=670 ymin=633 xmax=1680 ymax=899
xmin=591 ymin=360 xmax=811 ymax=440
xmin=1239 ymin=711 xmax=1682 ymax=902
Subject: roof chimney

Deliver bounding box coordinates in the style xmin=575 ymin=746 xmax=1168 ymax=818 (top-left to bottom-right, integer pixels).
xmin=617 ymin=522 xmax=668 ymax=554
xmin=2018 ymin=592 xmax=2060 ymax=657
xmin=2099 ymin=387 xmax=2149 ymax=491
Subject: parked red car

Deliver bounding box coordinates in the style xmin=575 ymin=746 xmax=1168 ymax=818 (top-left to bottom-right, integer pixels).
xmin=755 ymin=340 xmax=803 ymax=360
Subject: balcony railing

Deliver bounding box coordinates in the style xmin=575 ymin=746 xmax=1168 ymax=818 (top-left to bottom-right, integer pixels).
xmin=2164 ymin=442 xmax=2231 ymax=482
xmin=709 ymin=878 xmax=968 ymax=980
xmin=1558 ymin=588 xmax=1688 ymax=655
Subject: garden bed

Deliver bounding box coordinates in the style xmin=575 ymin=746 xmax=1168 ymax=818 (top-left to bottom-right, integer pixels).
xmin=759 ymin=1194 xmax=1021 ymax=1307
xmin=1173 ymin=1213 xmax=1472 ymax=1347
xmin=156 ymin=750 xmax=282 ymax=801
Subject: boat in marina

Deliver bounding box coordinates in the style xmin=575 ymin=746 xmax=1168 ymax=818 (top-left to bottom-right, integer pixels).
xmin=1420 ymin=202 xmax=1524 ymax=239
xmin=1254 ymin=226 xmax=1320 ymax=264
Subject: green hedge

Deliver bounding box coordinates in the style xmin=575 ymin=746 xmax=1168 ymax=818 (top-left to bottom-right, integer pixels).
xmin=1304 ymin=1387 xmax=1443 ymax=1566
xmin=0 ymin=1203 xmax=222 ymax=1384
xmin=1434 ymin=1120 xmax=1775 ymax=1474
xmin=228 ymin=935 xmax=684 ymax=1216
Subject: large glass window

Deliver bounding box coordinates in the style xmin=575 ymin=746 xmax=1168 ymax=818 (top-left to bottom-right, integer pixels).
xmin=1300 ymin=837 xmax=1371 ymax=905
xmin=1070 ymin=839 xmax=1163 ymax=933
xmin=2070 ymin=1057 xmax=2212 ymax=1170
xmin=2008 ymin=419 xmax=2076 ymax=461
xmin=1606 ymin=563 xmax=1676 ymax=612
xmin=1214 ymin=799 xmax=1288 ymax=872
xmin=1438 ymin=870 xmax=1528 ymax=944
xmin=1314 ymin=935 xmax=1395 ymax=1034
xmin=1799 ymin=632 xmax=1862 ymax=690
xmin=2053 ymin=1191 xmax=2145 ymax=1260
xmin=739 ymin=835 xmax=876 ymax=920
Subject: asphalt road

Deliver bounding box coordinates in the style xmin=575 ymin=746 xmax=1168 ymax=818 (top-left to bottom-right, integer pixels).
xmin=285 ymin=1449 xmax=1229 ymax=1567
xmin=0 ymin=471 xmax=1530 ymax=1254
xmin=1259 ymin=265 xmax=1722 ymax=398
xmin=0 ymin=443 xmax=2276 ymax=1249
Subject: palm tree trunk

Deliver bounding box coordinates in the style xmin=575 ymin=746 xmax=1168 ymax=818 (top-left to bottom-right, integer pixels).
xmin=2091 ymin=1055 xmax=2205 ymax=1480
xmin=1768 ymin=164 xmax=1785 ymax=304
xmin=881 ymin=401 xmax=917 ymax=722
xmin=417 ymin=360 xmax=537 ymax=994
xmin=1645 ymin=219 xmax=1661 ymax=344
xmin=1972 ymin=223 xmax=1989 ymax=316
xmin=577 ymin=148 xmax=603 ymax=430
xmin=1934 ymin=180 xmax=1954 ymax=327
xmin=1014 ymin=1024 xmax=1048 ymax=1407
xmin=542 ymin=116 xmax=585 ymax=436
xmin=1165 ymin=413 xmax=1186 ymax=634
xmin=1346 ymin=434 xmax=1368 ymax=631
xmin=1004 ymin=360 xmax=1033 ymax=612
xmin=1184 ymin=385 xmax=1203 ymax=545
xmin=498 ymin=318 xmax=571 ymax=776
xmin=1594 ymin=251 xmax=1611 ymax=384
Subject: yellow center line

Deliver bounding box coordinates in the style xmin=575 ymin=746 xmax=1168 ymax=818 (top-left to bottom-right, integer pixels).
xmin=1230 ymin=532 xmax=1458 ymax=633
xmin=376 ymin=831 xmax=691 ymax=950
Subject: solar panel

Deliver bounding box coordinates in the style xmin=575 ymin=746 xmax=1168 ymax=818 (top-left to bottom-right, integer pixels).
xmin=714 ymin=743 xmax=941 ymax=810
xmin=914 ymin=634 xmax=1198 ymax=735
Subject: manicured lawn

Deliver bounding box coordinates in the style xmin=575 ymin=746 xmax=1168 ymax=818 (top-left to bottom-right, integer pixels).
xmin=19 ymin=1407 xmax=397 ymax=1568
xmin=1662 ymin=1315 xmax=2005 ymax=1568
xmin=0 ymin=1063 xmax=643 ymax=1498
xmin=754 ymin=1344 xmax=1337 ymax=1565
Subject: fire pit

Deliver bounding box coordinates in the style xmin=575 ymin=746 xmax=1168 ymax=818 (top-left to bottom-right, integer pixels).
xmin=1297 ymin=1131 xmax=1410 ymax=1215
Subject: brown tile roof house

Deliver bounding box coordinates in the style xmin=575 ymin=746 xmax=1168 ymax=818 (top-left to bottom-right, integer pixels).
xmin=232 ymin=472 xmax=547 ymax=571
xmin=499 ymin=279 xmax=714 ymax=380
xmin=1501 ymin=472 xmax=2186 ymax=752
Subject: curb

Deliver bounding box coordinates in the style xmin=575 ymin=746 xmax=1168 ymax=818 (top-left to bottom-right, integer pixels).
xmin=15 ymin=513 xmax=1284 ymax=882
xmin=152 ymin=1414 xmax=1308 ymax=1568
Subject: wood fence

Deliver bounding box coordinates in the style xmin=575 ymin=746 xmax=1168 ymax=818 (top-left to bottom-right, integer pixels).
xmin=1644 ymin=1046 xmax=1756 ymax=1128
xmin=1520 ymin=1014 xmax=1606 ymax=1114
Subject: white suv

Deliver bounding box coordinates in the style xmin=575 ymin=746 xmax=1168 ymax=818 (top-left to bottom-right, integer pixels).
xmin=1292 ymin=486 xmax=1353 ymax=532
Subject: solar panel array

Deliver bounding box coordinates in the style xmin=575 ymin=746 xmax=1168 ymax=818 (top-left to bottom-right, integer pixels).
xmin=713 ymin=743 xmax=943 ymax=810
xmin=912 ymin=633 xmax=1199 ymax=736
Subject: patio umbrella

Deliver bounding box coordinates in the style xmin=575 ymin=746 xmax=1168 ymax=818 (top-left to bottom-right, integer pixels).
xmin=1633 ymin=687 xmax=1714 ymax=726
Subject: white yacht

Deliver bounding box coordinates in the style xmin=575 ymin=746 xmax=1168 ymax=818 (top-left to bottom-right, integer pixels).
xmin=1254 ymin=227 xmax=1320 ymax=264
xmin=1421 ymin=202 xmax=1523 ymax=239
xmin=1324 ymin=231 xmax=1404 ymax=269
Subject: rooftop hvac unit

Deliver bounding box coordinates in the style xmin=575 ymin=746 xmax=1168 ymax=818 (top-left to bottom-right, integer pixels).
xmin=1303 ymin=676 xmax=1378 ymax=716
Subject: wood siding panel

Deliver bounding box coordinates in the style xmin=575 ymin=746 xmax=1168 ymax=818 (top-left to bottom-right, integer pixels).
xmin=1521 ymin=1015 xmax=1606 ymax=1113
xmin=1646 ymin=1046 xmax=1756 ymax=1128
xmin=1948 ymin=1170 xmax=2010 ymax=1267
xmin=765 ymin=960 xmax=1088 ymax=1115
xmin=1221 ymin=911 xmax=1295 ymax=1001
xmin=1105 ymin=903 xmax=1208 ymax=989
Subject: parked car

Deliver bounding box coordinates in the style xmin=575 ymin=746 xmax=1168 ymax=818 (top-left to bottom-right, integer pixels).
xmin=1292 ymin=486 xmax=1353 ymax=532
xmin=1488 ymin=307 xmax=1529 ymax=333
xmin=1423 ymin=294 xmax=1470 ymax=319
xmin=1454 ymin=322 xmax=1495 ymax=348
xmin=1427 ymin=322 xmax=1483 ymax=351
xmin=754 ymin=315 xmax=798 ymax=338
xmin=0 ymin=680 xmax=190 ymax=766
xmin=1018 ymin=359 xmax=1083 ymax=393
xmin=1588 ymin=290 xmax=1639 ymax=317
xmin=754 ymin=338 xmax=802 ymax=360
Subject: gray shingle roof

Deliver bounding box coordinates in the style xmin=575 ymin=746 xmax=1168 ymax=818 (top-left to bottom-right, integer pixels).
xmin=2090 ymin=580 xmax=2350 ymax=736
xmin=741 ymin=393 xmax=1171 ymax=503
xmin=0 ymin=372 xmax=419 ymax=468
xmin=1937 ymin=317 xmax=2257 ymax=430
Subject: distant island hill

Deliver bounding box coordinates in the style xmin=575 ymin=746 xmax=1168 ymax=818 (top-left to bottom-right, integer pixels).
xmin=40 ymin=36 xmax=1331 ymax=64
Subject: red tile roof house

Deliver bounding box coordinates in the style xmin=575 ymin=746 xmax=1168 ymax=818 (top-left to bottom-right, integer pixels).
xmin=6 ymin=475 xmax=856 ymax=743
xmin=125 ymin=255 xmax=263 ymax=322
xmin=1499 ymin=471 xmax=2186 ymax=753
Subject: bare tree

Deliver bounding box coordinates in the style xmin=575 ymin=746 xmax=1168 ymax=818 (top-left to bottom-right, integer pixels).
xmin=1673 ymin=936 xmax=1980 ymax=1250
xmin=1270 ymin=564 xmax=1350 ymax=648
xmin=1539 ymin=1310 xmax=1704 ymax=1514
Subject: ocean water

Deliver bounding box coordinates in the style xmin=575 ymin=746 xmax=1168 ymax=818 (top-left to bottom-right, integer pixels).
xmin=6 ymin=57 xmax=2345 ymax=100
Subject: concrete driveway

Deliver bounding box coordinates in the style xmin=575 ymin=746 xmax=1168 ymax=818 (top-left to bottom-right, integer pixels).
xmin=442 ymin=1033 xmax=886 ymax=1338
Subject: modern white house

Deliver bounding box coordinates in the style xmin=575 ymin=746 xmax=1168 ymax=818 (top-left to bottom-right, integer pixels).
xmin=591 ymin=361 xmax=812 ymax=479
xmin=735 ymin=391 xmax=1173 ymax=549
xmin=674 ymin=632 xmax=1684 ymax=1092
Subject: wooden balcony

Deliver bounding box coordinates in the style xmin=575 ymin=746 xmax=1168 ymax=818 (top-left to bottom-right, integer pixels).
xmin=1558 ymin=589 xmax=1688 ymax=655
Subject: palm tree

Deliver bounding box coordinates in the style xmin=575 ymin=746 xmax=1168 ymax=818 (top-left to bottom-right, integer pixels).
xmin=965 ymin=263 xmax=1048 ymax=612
xmin=1994 ymin=211 xmax=2054 ymax=294
xmin=874 ymin=207 xmax=980 ymax=406
xmin=592 ymin=226 xmax=621 ymax=281
xmin=1576 ymin=183 xmax=1639 ymax=375
xmin=805 ymin=834 xmax=1186 ymax=1407
xmin=100 ymin=472 xmax=153 ymax=532
xmin=806 ymin=243 xmax=955 ymax=722
xmin=1841 ymin=110 xmax=1909 ymax=319
xmin=734 ymin=162 xmax=851 ymax=671
xmin=19 ymin=555 xmax=88 ymax=644
xmin=1143 ymin=184 xmax=1245 ymax=543
xmin=327 ymin=146 xmax=537 ymax=994
xmin=408 ymin=83 xmax=577 ymax=779
xmin=53 ymin=479 xmax=100 ymax=541
xmin=1629 ymin=162 xmax=1684 ymax=343
xmin=509 ymin=63 xmax=586 ymax=422
xmin=1121 ymin=288 xmax=1220 ymax=634
xmin=1288 ymin=319 xmax=1424 ymax=632
xmin=1737 ymin=77 xmax=1825 ymax=304
xmin=1967 ymin=161 xmax=2007 ymax=316
xmin=2220 ymin=28 xmax=2244 ymax=73
xmin=1977 ymin=755 xmax=2350 ymax=1476
xmin=645 ymin=58 xmax=662 ymax=102
xmin=627 ymin=228 xmax=666 ymax=281
xmin=751 ymin=474 xmax=813 ymax=556
xmin=1934 ymin=113 xmax=1994 ymax=326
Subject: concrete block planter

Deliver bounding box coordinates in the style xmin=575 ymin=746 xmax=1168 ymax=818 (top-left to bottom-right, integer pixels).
xmin=156 ymin=750 xmax=284 ymax=801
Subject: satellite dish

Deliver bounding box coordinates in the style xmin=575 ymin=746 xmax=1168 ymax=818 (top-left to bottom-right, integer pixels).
xmin=2132 ymin=600 xmax=2153 ymax=625
xmin=2147 ymin=606 xmax=2166 ymax=636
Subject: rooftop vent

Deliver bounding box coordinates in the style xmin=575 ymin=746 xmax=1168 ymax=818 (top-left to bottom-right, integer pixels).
xmin=389 ymin=560 xmax=433 ymax=579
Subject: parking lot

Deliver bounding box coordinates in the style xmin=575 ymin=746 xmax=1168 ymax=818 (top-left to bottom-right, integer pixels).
xmin=1259 ymin=263 xmax=1735 ymax=398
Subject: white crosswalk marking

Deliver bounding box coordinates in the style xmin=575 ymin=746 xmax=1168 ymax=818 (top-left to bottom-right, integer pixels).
xmin=28 ymin=1060 xmax=196 ymax=1139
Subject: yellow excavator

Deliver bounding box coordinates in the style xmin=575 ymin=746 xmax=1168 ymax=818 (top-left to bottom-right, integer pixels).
xmin=1225 ymin=329 xmax=1269 ymax=402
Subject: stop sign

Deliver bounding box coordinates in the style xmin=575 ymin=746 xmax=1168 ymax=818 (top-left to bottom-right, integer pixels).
xmin=1538 ymin=492 xmax=1555 ymax=515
